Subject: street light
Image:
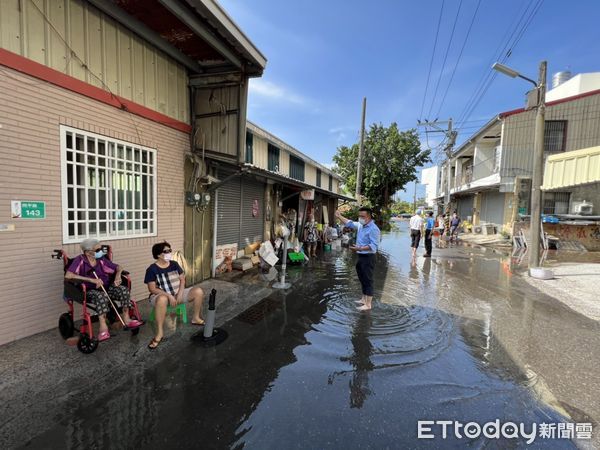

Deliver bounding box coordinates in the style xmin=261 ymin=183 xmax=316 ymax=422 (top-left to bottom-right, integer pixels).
xmin=493 ymin=61 xmax=547 ymax=272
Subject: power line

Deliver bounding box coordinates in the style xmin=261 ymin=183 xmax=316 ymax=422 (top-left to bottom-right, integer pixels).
xmin=435 ymin=0 xmax=482 ymax=118
xmin=419 ymin=0 xmax=445 ymax=121
xmin=454 ymin=0 xmax=533 ymax=127
xmin=457 ymin=0 xmax=545 ymax=130
xmin=426 ymin=0 xmax=464 ymax=119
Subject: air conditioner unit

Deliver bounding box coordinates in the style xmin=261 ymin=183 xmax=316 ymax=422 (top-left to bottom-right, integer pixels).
xmin=571 ymin=201 xmax=594 ymax=215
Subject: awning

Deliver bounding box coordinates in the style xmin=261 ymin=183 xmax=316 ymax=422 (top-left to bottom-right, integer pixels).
xmin=244 ymin=166 xmax=355 ymax=202
xmin=542 ymin=146 xmax=600 ymax=190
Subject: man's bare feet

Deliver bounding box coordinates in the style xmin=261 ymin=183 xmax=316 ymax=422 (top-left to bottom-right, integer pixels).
xmin=356 ymin=304 xmax=372 ymax=311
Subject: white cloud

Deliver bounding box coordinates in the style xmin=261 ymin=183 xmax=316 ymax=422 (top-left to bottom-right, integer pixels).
xmin=249 ymin=79 xmax=308 ymax=105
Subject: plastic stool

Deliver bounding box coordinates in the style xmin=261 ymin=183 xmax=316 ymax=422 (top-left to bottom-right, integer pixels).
xmin=148 ymin=303 xmax=188 ymax=324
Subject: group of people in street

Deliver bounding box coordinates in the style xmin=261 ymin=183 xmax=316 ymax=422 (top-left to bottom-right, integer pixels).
xmin=66 ymin=239 xmax=205 ymax=350
xmin=64 ymin=208 xmax=459 ymax=345
xmin=408 ymin=210 xmax=462 ymax=258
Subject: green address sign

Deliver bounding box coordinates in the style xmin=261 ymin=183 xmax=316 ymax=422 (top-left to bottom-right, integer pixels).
xmin=11 ymin=201 xmax=46 ymax=219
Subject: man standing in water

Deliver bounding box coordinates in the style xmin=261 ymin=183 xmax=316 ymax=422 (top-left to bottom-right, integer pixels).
xmin=335 ymin=207 xmax=380 ymax=311
xmin=409 ymin=210 xmax=424 ymax=258
xmin=424 ymin=211 xmax=435 ymax=257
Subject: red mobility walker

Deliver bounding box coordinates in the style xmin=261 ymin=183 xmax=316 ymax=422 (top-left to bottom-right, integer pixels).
xmin=52 ymin=245 xmax=143 ymax=354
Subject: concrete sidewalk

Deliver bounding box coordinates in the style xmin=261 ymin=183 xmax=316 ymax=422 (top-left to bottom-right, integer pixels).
xmin=0 ymin=267 xmax=281 ymax=445
xmin=522 ymin=262 xmax=600 ymax=321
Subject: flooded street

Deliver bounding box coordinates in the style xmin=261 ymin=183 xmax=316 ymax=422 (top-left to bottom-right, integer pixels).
xmin=16 ymin=222 xmax=600 ymax=449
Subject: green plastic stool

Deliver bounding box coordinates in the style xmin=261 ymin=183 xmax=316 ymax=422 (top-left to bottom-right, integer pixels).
xmin=148 ymin=303 xmax=188 ymax=324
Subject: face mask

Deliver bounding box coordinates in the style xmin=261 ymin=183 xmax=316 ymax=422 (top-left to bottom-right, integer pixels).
xmin=358 ymin=218 xmax=366 ymax=226
xmin=164 ymin=253 xmax=173 ymax=262
xmin=94 ymin=250 xmax=104 ymax=259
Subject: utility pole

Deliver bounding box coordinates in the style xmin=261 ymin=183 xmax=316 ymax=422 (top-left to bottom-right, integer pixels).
xmin=417 ymin=118 xmax=458 ymax=215
xmin=355 ymin=97 xmax=367 ymax=205
xmin=529 ymin=61 xmax=547 ymax=269
xmin=413 ymin=182 xmax=417 ymax=213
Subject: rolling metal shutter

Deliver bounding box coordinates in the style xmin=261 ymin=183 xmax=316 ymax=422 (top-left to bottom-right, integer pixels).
xmin=480 ymin=191 xmax=505 ymax=226
xmin=216 ymin=168 xmax=242 ymax=246
xmin=240 ymin=178 xmax=265 ymax=246
xmin=457 ymin=195 xmax=474 ymax=220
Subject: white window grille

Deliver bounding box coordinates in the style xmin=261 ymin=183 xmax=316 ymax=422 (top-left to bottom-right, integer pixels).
xmin=60 ymin=125 xmax=157 ymax=243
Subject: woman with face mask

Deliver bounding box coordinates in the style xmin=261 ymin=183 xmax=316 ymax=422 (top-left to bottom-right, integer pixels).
xmin=65 ymin=238 xmax=142 ymax=341
xmin=144 ymin=241 xmax=205 ymax=349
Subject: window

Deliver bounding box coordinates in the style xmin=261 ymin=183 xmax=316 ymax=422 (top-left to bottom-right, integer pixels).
xmin=544 ymin=121 xmax=567 ymax=153
xmin=542 ymin=192 xmax=570 ymax=215
xmin=316 ymin=168 xmax=321 ymax=187
xmin=60 ymin=126 xmax=157 ymax=243
xmin=328 ymin=174 xmax=333 ymax=191
xmin=245 ymin=131 xmax=253 ymax=164
xmin=290 ymin=155 xmax=305 ymax=181
xmin=268 ymin=144 xmax=280 ymax=172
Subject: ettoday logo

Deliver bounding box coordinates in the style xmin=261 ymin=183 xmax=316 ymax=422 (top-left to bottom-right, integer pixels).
xmin=417 ymin=420 xmax=592 ymax=444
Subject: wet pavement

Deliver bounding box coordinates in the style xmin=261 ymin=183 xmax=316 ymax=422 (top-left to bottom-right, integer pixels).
xmin=4 ymin=222 xmax=600 ymax=449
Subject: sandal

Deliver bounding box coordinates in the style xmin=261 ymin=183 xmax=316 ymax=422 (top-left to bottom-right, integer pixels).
xmin=148 ymin=337 xmax=162 ymax=350
xmin=126 ymin=319 xmax=144 ymax=328
xmin=191 ymin=319 xmax=205 ymax=326
xmin=98 ymin=330 xmax=111 ymax=342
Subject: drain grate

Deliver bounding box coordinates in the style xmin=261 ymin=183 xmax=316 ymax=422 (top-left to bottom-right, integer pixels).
xmin=236 ymin=297 xmax=281 ymax=325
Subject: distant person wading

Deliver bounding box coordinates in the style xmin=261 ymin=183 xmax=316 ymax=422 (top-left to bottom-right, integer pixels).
xmin=336 ymin=207 xmax=381 ymax=311
xmin=409 ymin=210 xmax=424 ymax=257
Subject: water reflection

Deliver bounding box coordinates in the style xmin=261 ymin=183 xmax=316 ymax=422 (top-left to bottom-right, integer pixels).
xmin=346 ymin=314 xmax=374 ymax=409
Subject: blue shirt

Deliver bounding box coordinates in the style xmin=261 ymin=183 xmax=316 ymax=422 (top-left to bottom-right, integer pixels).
xmin=425 ymin=217 xmax=435 ymax=230
xmin=346 ymin=219 xmax=380 ymax=254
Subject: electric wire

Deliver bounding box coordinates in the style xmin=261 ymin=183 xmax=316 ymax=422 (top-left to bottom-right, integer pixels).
xmin=426 ymin=0 xmax=464 ymax=119
xmin=435 ymin=0 xmax=482 ymax=118
xmin=456 ymin=0 xmax=545 ymax=132
xmin=419 ymin=0 xmax=445 ymax=121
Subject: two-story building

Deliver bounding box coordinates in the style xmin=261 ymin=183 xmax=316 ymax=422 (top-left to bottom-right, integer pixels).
xmin=431 ymin=72 xmax=600 ymax=234
xmin=0 ymin=0 xmax=267 ymax=345
xmin=208 ymin=121 xmax=350 ymax=274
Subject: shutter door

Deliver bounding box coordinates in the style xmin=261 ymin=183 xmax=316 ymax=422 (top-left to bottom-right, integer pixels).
xmin=480 ymin=191 xmax=505 ymax=226
xmin=216 ymin=169 xmax=242 ymax=246
xmin=240 ymin=178 xmax=265 ymax=247
xmin=457 ymin=195 xmax=474 ymax=220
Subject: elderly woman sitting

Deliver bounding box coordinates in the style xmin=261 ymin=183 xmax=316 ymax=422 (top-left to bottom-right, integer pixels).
xmin=65 ymin=239 xmax=143 ymax=341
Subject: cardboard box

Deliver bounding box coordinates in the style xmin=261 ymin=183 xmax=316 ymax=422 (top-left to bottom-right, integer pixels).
xmin=250 ymin=255 xmax=260 ymax=265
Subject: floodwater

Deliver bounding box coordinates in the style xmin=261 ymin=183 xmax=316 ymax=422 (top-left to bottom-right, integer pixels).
xmin=17 ymin=222 xmax=600 ymax=449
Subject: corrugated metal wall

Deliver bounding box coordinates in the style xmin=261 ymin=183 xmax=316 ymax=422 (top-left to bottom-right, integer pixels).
xmin=240 ymin=178 xmax=264 ymax=246
xmin=501 ymin=93 xmax=600 ymax=191
xmin=0 ymin=0 xmax=189 ymax=122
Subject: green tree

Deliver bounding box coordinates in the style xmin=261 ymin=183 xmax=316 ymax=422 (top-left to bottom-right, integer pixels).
xmin=390 ymin=200 xmax=413 ymax=215
xmin=333 ymin=123 xmax=430 ymax=213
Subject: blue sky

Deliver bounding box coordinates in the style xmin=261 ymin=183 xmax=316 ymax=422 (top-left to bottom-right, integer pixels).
xmin=219 ymin=0 xmax=600 ymax=200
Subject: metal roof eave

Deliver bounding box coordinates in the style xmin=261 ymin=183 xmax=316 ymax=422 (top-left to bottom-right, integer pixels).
xmin=452 ymin=116 xmax=502 ymax=158
xmin=244 ymin=166 xmax=355 ymax=202
xmin=247 ymin=121 xmax=343 ymax=181
xmin=185 ymin=0 xmax=267 ymax=73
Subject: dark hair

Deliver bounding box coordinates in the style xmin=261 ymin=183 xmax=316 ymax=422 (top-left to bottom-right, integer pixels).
xmin=428 ymin=211 xmax=433 ymax=217
xmin=152 ymin=241 xmax=171 ymax=259
xmin=358 ymin=207 xmax=373 ymax=216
